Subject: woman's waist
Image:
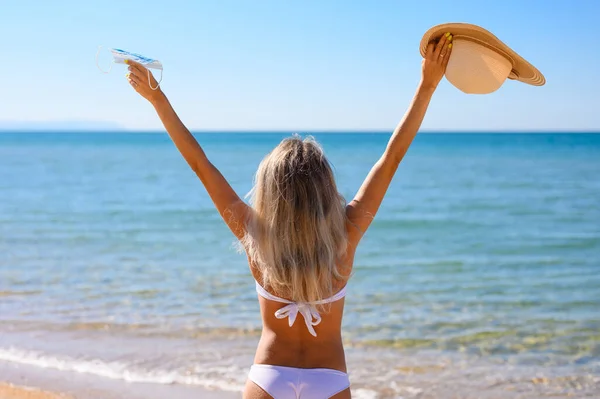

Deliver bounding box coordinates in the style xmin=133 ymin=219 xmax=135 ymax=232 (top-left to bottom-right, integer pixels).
xmin=253 ymin=330 xmax=347 ymax=372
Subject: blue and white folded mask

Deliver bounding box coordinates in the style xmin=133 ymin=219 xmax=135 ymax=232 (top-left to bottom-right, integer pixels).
xmin=96 ymin=46 xmax=163 ymax=90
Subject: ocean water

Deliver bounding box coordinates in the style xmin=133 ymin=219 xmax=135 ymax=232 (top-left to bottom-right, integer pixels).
xmin=1 ymin=132 xmax=599 ymax=398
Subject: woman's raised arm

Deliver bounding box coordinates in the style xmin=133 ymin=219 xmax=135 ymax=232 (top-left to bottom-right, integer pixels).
xmin=126 ymin=60 xmax=250 ymax=239
xmin=346 ymin=33 xmax=453 ymax=245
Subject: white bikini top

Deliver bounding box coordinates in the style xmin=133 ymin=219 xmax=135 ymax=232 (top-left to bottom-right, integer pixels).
xmin=255 ymin=281 xmax=347 ymax=337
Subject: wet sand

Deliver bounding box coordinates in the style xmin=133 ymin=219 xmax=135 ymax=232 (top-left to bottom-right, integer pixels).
xmin=0 ymin=382 xmax=71 ymax=399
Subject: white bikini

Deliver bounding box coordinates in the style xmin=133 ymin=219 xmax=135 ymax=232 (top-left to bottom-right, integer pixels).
xmin=248 ymin=281 xmax=350 ymax=399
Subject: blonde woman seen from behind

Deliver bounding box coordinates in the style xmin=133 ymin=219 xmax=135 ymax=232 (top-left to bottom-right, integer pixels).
xmin=124 ymin=33 xmax=453 ymax=399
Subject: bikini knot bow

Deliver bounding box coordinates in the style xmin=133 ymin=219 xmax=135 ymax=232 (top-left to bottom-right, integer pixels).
xmin=274 ymin=302 xmax=322 ymax=337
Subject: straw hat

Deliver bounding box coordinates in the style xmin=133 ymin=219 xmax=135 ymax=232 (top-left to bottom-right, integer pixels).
xmin=420 ymin=23 xmax=545 ymax=94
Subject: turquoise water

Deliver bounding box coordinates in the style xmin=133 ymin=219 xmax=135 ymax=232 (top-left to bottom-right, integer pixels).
xmin=1 ymin=132 xmax=599 ymax=398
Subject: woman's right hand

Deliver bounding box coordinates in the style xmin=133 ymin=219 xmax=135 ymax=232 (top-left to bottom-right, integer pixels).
xmin=421 ymin=32 xmax=453 ymax=90
xmin=125 ymin=60 xmax=164 ymax=104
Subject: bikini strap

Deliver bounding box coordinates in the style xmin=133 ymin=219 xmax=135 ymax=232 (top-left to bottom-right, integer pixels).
xmin=254 ymin=281 xmax=347 ymax=337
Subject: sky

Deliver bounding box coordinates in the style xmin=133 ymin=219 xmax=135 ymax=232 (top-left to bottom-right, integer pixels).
xmin=1 ymin=0 xmax=599 ymax=132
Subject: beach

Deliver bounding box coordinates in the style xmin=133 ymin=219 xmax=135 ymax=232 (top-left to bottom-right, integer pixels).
xmin=0 ymin=382 xmax=71 ymax=399
xmin=1 ymin=132 xmax=599 ymax=398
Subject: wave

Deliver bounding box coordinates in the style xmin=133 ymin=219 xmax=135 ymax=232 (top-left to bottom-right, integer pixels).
xmin=0 ymin=346 xmax=244 ymax=392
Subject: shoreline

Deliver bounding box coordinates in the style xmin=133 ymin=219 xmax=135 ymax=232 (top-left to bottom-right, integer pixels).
xmin=2 ymin=339 xmax=598 ymax=398
xmin=0 ymin=361 xmax=237 ymax=399
xmin=1 ymin=326 xmax=599 ymax=398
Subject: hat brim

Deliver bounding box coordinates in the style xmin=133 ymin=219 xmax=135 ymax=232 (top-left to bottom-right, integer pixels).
xmin=420 ymin=23 xmax=545 ymax=86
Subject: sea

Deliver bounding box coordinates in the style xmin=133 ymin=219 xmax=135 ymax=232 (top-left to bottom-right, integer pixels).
xmin=1 ymin=132 xmax=599 ymax=398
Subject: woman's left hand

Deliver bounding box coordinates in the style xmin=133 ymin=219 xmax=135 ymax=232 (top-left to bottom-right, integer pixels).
xmin=125 ymin=60 xmax=163 ymax=104
xmin=421 ymin=33 xmax=453 ymax=90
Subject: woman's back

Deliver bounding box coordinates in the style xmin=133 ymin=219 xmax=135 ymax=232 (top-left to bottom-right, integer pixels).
xmin=254 ymin=292 xmax=347 ymax=369
xmin=249 ymin=248 xmax=356 ymax=372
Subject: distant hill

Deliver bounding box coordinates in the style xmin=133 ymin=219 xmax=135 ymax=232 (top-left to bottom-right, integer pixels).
xmin=0 ymin=120 xmax=123 ymax=132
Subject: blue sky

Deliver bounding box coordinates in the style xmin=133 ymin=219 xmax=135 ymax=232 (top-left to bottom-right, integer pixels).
xmin=2 ymin=0 xmax=599 ymax=131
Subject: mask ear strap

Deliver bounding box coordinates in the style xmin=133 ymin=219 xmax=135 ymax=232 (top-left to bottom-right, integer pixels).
xmin=96 ymin=45 xmax=113 ymax=74
xmin=148 ymin=69 xmax=163 ymax=91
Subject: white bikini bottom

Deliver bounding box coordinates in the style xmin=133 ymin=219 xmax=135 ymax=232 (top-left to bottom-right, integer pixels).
xmin=248 ymin=364 xmax=350 ymax=399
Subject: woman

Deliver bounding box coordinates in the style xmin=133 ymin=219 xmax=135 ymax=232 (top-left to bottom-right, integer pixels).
xmin=125 ymin=33 xmax=452 ymax=399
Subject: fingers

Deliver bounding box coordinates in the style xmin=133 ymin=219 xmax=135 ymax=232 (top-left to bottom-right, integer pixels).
xmin=439 ymin=35 xmax=452 ymax=61
xmin=432 ymin=33 xmax=447 ymax=59
xmin=124 ymin=59 xmax=143 ymax=70
xmin=426 ymin=42 xmax=435 ymax=60
xmin=125 ymin=60 xmax=157 ymax=87
xmin=126 ymin=71 xmax=141 ymax=88
xmin=127 ymin=64 xmax=149 ymax=83
xmin=127 ymin=70 xmax=141 ymax=84
xmin=125 ymin=59 xmax=147 ymax=76
xmin=443 ymin=41 xmax=453 ymax=67
xmin=127 ymin=75 xmax=138 ymax=88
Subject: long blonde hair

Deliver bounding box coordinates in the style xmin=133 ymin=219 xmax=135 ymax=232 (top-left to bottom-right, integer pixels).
xmin=242 ymin=135 xmax=349 ymax=303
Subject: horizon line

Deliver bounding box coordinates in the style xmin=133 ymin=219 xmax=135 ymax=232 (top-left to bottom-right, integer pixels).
xmin=1 ymin=129 xmax=599 ymax=134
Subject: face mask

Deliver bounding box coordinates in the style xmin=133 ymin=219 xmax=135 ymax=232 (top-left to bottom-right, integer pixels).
xmin=96 ymin=46 xmax=163 ymax=90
